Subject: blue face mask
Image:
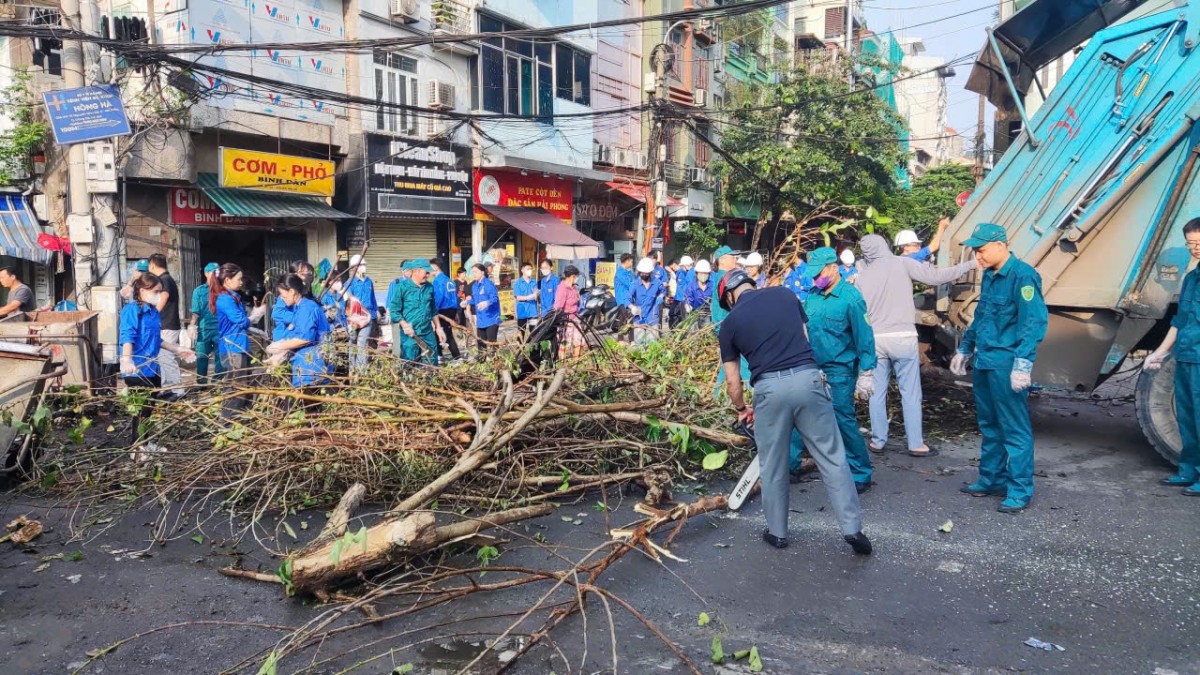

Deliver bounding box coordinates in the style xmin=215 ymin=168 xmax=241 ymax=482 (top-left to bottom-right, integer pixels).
xmin=813 ymin=275 xmax=834 ymax=291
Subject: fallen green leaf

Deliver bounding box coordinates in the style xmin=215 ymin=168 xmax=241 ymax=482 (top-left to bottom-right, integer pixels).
xmin=392 ymin=665 xmax=413 ymax=674
xmin=711 ymin=636 xmax=724 ymax=664
xmin=190 ymin=535 xmax=205 ymax=544
xmin=701 ymin=450 xmax=729 ymax=471
xmin=698 ymin=611 xmax=710 ymax=626
xmin=938 ymin=520 xmax=954 ymax=533
xmin=733 ymin=649 xmax=751 ymax=660
xmin=749 ymin=645 xmax=763 ymax=672
xmin=283 ymin=522 xmax=297 ymax=540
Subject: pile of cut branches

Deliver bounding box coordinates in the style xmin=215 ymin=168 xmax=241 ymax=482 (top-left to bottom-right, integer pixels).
xmin=38 ymin=326 xmax=748 ymax=531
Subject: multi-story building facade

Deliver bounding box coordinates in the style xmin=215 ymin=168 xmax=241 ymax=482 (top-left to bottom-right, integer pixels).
xmin=894 ymin=37 xmax=951 ymax=178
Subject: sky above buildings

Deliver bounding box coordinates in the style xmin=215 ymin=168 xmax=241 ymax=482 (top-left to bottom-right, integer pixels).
xmin=864 ymin=0 xmax=999 ymax=154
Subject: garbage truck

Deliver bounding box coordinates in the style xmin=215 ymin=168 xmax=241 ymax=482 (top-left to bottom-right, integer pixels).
xmin=938 ymin=0 xmax=1200 ymax=465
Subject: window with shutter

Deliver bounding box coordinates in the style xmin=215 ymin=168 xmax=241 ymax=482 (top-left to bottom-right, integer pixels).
xmin=825 ymin=7 xmax=845 ymax=40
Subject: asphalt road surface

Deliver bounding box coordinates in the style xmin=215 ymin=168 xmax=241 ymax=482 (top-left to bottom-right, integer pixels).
xmin=1 ymin=389 xmax=1196 ymax=674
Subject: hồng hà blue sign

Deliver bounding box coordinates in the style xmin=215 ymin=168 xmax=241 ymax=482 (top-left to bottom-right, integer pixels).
xmin=42 ymin=85 xmax=132 ymax=145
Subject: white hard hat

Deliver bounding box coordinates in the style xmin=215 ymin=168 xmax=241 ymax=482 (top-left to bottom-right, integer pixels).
xmin=840 ymin=249 xmax=856 ymax=265
xmin=350 ymin=255 xmax=365 ymax=267
xmin=694 ymin=259 xmax=712 ymax=273
xmin=744 ymin=251 xmax=764 ymax=267
xmin=636 ymin=257 xmax=655 ymax=274
xmin=894 ymin=230 xmax=921 ymax=247
xmin=680 ymin=255 xmax=694 ymax=266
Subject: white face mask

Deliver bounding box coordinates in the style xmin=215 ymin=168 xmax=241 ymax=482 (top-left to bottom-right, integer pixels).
xmin=143 ymin=291 xmax=161 ymax=306
xmin=522 ymin=269 xmax=533 ymax=278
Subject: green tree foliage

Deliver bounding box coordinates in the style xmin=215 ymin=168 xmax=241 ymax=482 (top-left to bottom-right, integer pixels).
xmin=714 ymin=55 xmax=909 ymax=246
xmin=0 ymin=71 xmax=48 ymax=186
xmin=670 ymin=220 xmax=723 ymax=261
xmin=881 ymin=163 xmax=976 ymax=240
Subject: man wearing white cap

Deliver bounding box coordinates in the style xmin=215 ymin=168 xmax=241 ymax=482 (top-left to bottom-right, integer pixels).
xmin=670 ymin=255 xmax=694 ymax=326
xmin=742 ymin=251 xmax=767 ymax=288
xmin=894 ymin=216 xmax=949 ymax=263
xmin=839 ymin=249 xmax=858 ymax=284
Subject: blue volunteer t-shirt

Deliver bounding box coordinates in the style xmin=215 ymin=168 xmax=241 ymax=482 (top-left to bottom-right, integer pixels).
xmin=119 ymin=302 xmax=162 ymax=378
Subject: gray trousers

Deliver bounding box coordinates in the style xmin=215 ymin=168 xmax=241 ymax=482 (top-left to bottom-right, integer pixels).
xmin=158 ymin=329 xmax=181 ymax=387
xmin=870 ymin=334 xmax=924 ymax=450
xmin=753 ymin=367 xmax=863 ymax=538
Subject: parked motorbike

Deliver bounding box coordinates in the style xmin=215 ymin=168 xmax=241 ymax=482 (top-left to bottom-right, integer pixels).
xmin=577 ymin=285 xmax=623 ymax=334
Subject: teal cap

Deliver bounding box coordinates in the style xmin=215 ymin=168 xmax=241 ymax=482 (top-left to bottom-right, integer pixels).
xmin=806 ymin=247 xmax=838 ymax=277
xmin=204 ymin=262 xmax=219 ymax=274
xmin=403 ymin=259 xmax=433 ymax=272
xmin=713 ymin=245 xmax=735 ymax=259
xmin=134 ymin=259 xmax=149 ymax=272
xmin=962 ymin=223 xmax=1008 ymax=248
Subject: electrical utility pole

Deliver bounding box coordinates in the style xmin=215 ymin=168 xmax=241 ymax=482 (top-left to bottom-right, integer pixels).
xmin=60 ymin=0 xmax=96 ymax=308
xmin=646 ymin=40 xmax=673 ymax=257
xmin=845 ymin=0 xmax=854 ymax=87
xmin=973 ymin=92 xmax=987 ymax=184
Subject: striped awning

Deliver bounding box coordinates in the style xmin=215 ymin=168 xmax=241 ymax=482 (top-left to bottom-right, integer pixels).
xmin=197 ymin=174 xmax=355 ymax=220
xmin=0 ymin=195 xmax=51 ymax=265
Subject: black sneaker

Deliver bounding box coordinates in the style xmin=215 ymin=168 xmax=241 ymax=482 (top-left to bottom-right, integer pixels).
xmin=855 ymin=481 xmax=872 ymax=494
xmin=762 ymin=529 xmax=789 ymax=549
xmin=844 ymin=532 xmax=872 ymax=555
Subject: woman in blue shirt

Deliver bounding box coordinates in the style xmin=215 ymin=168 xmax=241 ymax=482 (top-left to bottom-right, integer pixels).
xmin=120 ymin=273 xmax=194 ymax=444
xmin=210 ymin=263 xmax=265 ymax=417
xmin=331 ymin=255 xmax=378 ymax=374
xmin=266 ymin=274 xmax=332 ymax=400
xmin=512 ymin=262 xmax=540 ymax=341
xmin=469 ymin=264 xmax=502 ymax=352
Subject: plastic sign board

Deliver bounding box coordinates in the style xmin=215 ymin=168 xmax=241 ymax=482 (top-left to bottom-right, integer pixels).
xmin=594 ymin=261 xmax=616 ymax=287
xmin=218 ymin=147 xmax=335 ymax=197
xmin=42 ymin=85 xmax=132 ymax=145
xmin=956 ymin=190 xmax=973 ymax=208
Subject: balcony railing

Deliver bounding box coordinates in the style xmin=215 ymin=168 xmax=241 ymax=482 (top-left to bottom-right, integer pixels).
xmin=431 ymin=0 xmax=472 ymax=35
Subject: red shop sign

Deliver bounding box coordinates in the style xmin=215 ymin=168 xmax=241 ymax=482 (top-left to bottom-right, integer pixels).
xmin=473 ymin=169 xmax=573 ymax=223
xmin=168 ymin=188 xmax=270 ymax=227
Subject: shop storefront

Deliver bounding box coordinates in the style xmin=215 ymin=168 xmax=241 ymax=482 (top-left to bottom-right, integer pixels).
xmin=133 ymin=145 xmax=351 ymax=308
xmin=471 ymin=168 xmax=599 ymax=288
xmin=0 ymin=194 xmax=55 ymax=308
xmin=340 ymin=134 xmax=472 ymax=282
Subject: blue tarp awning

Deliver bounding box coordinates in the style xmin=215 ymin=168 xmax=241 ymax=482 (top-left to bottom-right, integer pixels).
xmin=0 ymin=195 xmax=51 ymax=265
xmin=967 ymin=0 xmax=1149 ymax=109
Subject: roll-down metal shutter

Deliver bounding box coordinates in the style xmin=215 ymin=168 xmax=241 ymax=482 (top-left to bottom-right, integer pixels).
xmin=363 ymin=220 xmax=437 ymax=280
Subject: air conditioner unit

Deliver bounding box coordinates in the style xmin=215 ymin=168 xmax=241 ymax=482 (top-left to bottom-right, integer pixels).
xmin=593 ymin=144 xmax=613 ymax=165
xmin=428 ymin=80 xmax=455 ymax=109
xmin=688 ymin=166 xmax=708 ymax=184
xmin=692 ymin=88 xmax=708 ymax=107
xmin=614 ymin=148 xmax=630 ymax=167
xmin=391 ymin=0 xmax=418 ymax=21
xmin=635 ymin=152 xmax=649 ymax=170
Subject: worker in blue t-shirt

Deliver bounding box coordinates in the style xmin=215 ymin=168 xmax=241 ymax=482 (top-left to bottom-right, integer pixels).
xmin=513 ymin=262 xmax=540 ymax=340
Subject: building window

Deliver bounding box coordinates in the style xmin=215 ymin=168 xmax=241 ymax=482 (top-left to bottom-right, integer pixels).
xmin=555 ymin=43 xmax=591 ymax=106
xmin=694 ymin=44 xmax=710 ymax=90
xmin=373 ymin=50 xmax=419 ymax=135
xmin=32 ymin=9 xmax=63 ymax=76
xmin=694 ymin=121 xmax=712 ymax=167
xmin=479 ymin=15 xmax=588 ymax=119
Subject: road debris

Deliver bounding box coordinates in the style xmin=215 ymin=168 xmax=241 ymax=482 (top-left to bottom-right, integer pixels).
xmin=2 ymin=516 xmax=43 ymax=544
xmin=1024 ymin=637 xmax=1066 ymax=652
xmin=938 ymin=519 xmax=954 ymax=533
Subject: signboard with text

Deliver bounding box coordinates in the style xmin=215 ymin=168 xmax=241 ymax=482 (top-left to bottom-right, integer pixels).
xmin=473 ymin=169 xmax=573 ymax=223
xmin=43 ymin=85 xmax=132 ymax=145
xmin=219 ymin=147 xmax=335 ymax=197
xmin=366 ymin=134 xmax=472 ymax=218
xmin=168 ymin=188 xmax=269 ymax=227
xmin=594 ymin=261 xmax=616 ymax=287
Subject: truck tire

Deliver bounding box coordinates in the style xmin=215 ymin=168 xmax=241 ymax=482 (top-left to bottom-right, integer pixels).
xmin=1135 ymin=356 xmax=1182 ymax=466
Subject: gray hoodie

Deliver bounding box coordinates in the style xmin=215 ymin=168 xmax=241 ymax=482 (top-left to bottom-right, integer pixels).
xmin=855 ymin=234 xmax=976 ymax=336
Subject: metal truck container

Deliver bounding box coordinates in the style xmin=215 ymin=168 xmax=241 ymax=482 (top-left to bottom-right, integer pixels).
xmin=0 ymin=310 xmax=101 ymax=391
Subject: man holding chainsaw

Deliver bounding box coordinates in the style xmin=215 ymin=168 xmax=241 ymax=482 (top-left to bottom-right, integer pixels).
xmin=717 ymin=269 xmax=871 ymax=554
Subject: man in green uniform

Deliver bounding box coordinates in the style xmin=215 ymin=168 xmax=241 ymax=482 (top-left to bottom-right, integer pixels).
xmin=1144 ymin=218 xmax=1200 ymax=495
xmin=951 ymin=223 xmax=1049 ymax=513
xmin=804 ymin=247 xmax=877 ymax=492
xmin=388 ymin=259 xmax=440 ymax=365
xmin=188 ymin=262 xmax=223 ymax=384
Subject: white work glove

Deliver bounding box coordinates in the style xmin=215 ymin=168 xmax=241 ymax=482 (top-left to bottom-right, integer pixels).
xmin=265 ymin=351 xmax=289 ymax=367
xmin=529 ymin=318 xmax=539 ymax=328
xmin=477 ymin=300 xmax=490 ymax=311
xmin=120 ymin=355 xmax=136 ymax=376
xmin=265 ymin=341 xmax=288 ymax=356
xmin=630 ymin=305 xmax=641 ymax=317
xmin=187 ymin=324 xmax=198 ymax=344
xmin=249 ymin=304 xmax=267 ymax=323
xmin=1011 ymin=357 xmax=1033 ymax=392
xmin=855 ymin=371 xmax=875 ymax=401
xmin=402 ymin=322 xmax=415 ymax=337
xmin=176 ymin=348 xmax=196 ymax=364
xmin=685 ymin=304 xmax=693 ymax=312
xmin=1011 ymin=371 xmax=1032 ymax=392
xmin=1144 ymin=351 xmax=1168 ymax=371
xmin=950 ymin=352 xmax=970 ymax=376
